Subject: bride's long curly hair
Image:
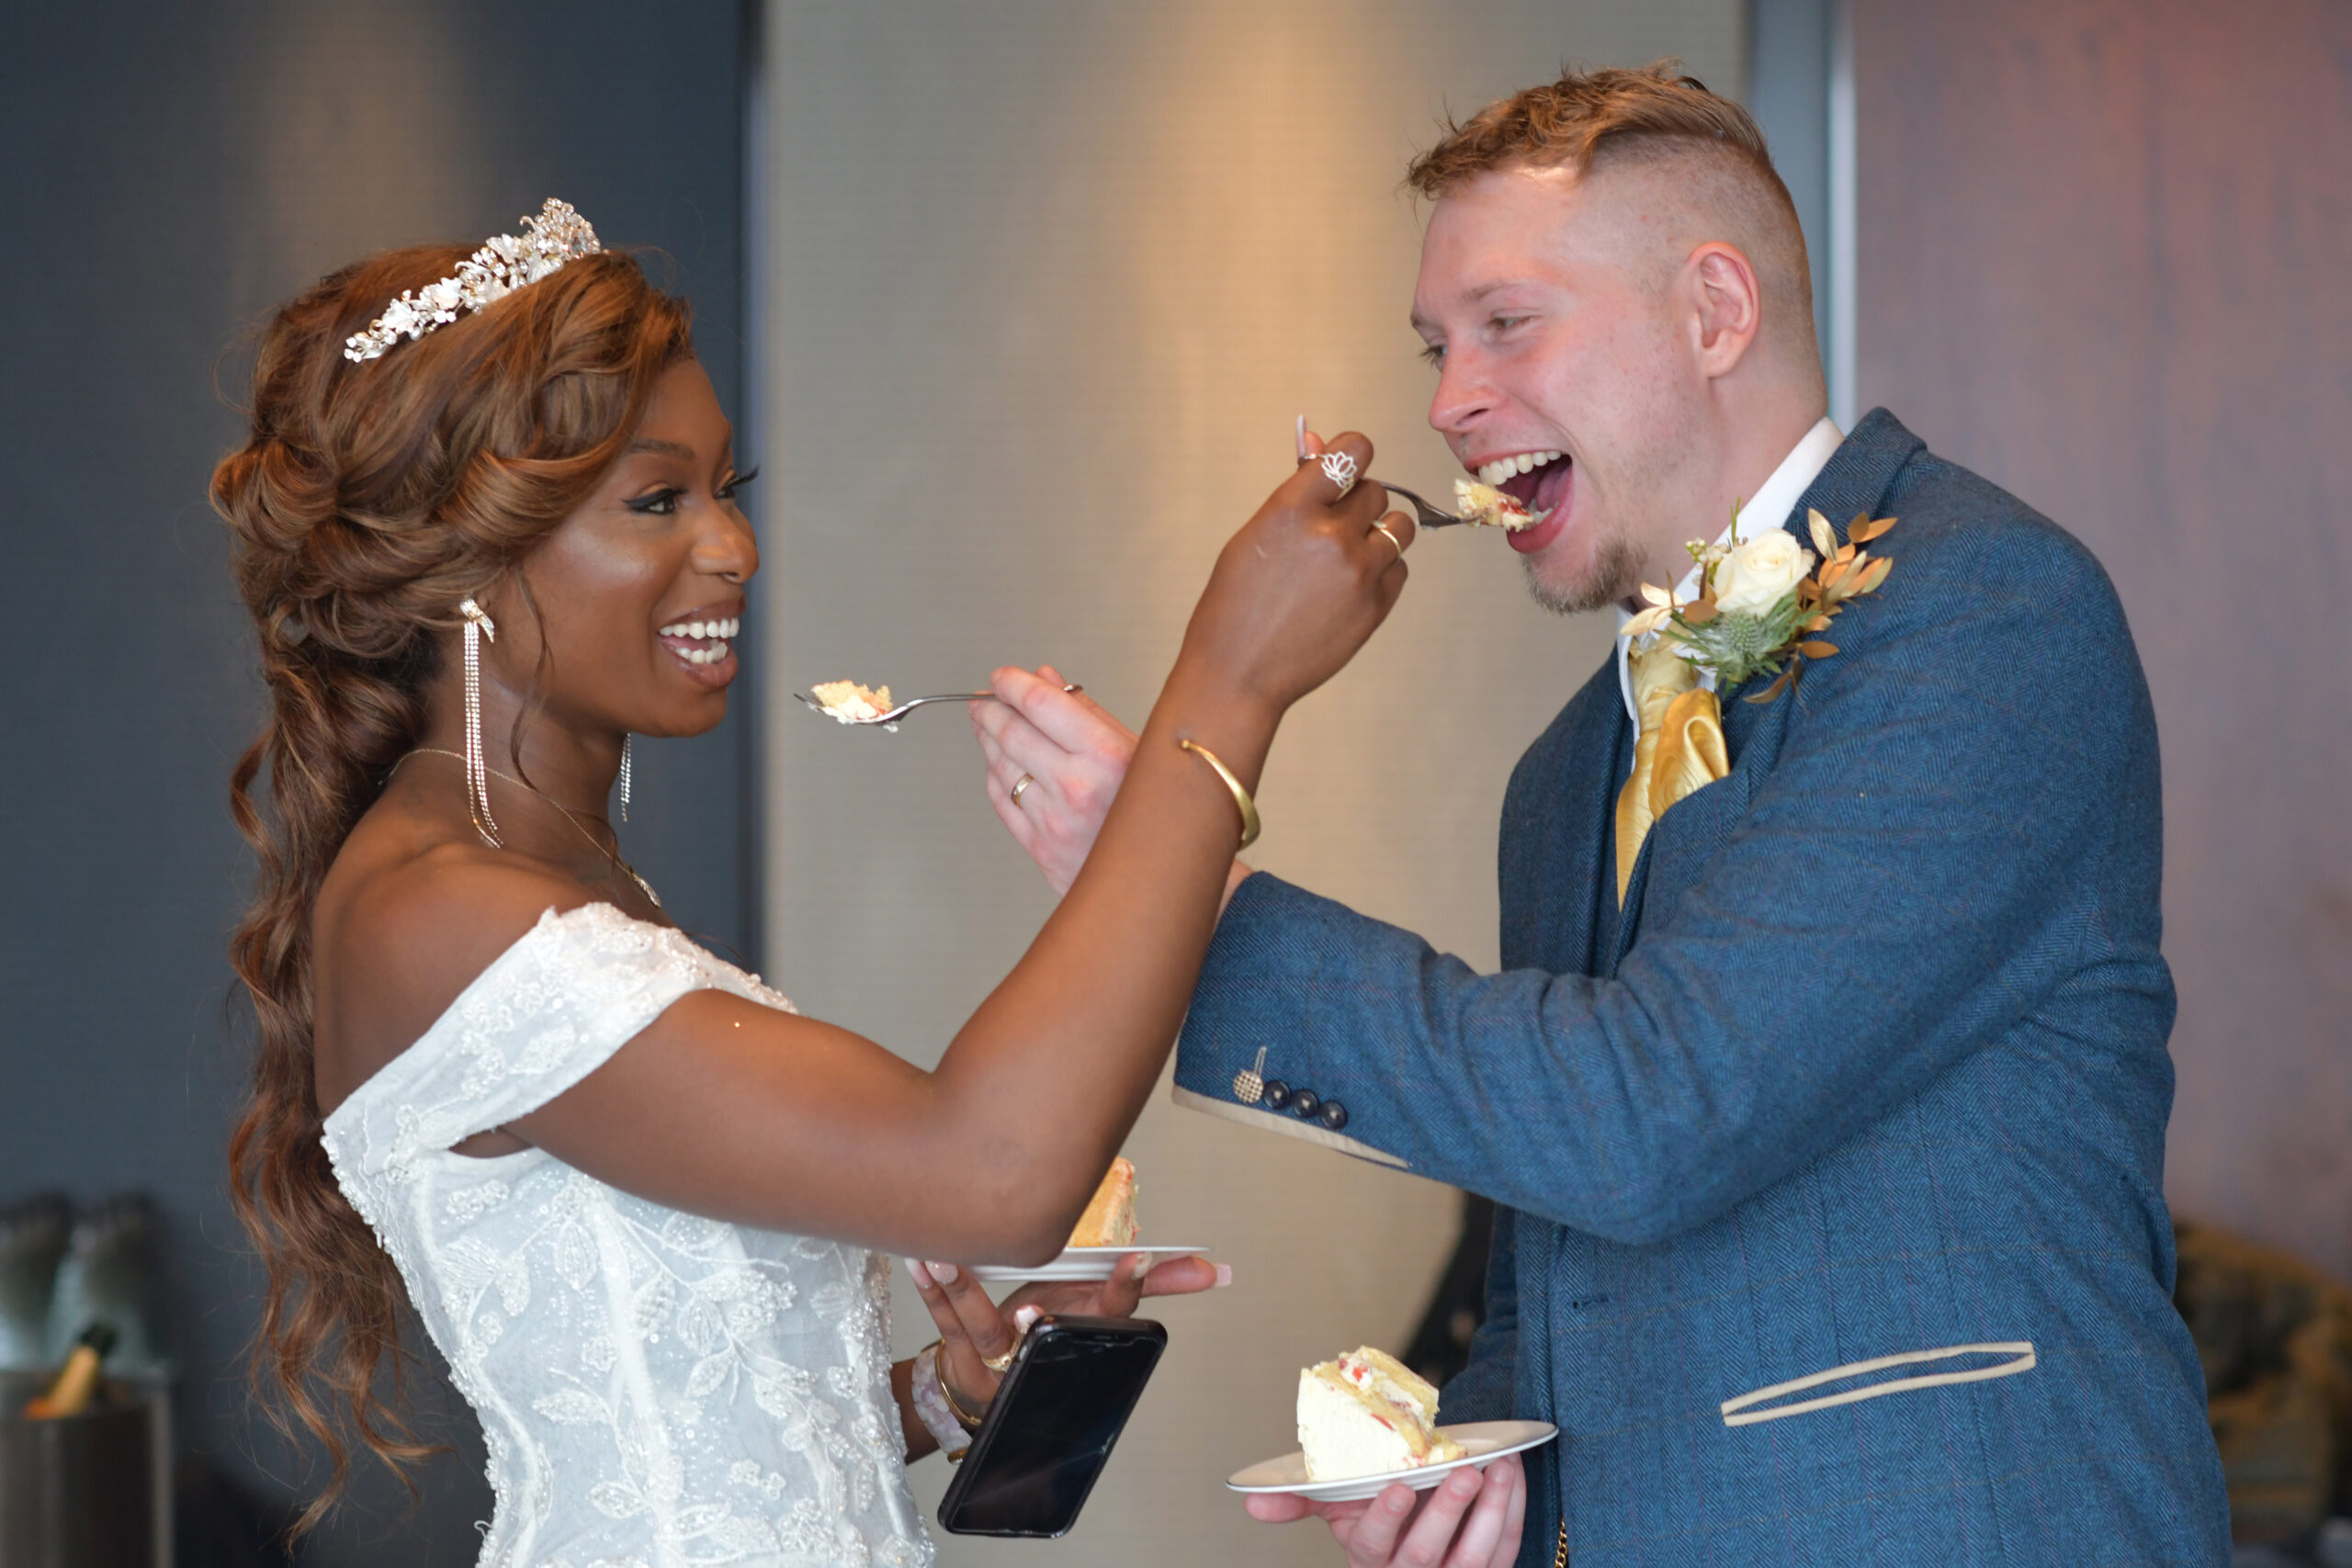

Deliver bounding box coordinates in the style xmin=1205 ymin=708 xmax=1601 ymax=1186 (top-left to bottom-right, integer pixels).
xmin=212 ymin=239 xmax=692 ymax=1530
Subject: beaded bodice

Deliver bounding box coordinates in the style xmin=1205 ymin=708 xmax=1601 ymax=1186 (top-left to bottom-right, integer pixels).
xmin=321 ymin=903 xmax=932 ymax=1568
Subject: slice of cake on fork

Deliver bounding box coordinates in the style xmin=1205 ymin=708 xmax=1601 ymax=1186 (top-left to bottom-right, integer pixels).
xmin=1297 ymin=1347 xmax=1467 ymax=1481
xmin=809 ymin=680 xmax=892 ymax=722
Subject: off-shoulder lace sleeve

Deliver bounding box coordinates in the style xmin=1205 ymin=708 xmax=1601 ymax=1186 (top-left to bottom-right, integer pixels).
xmin=322 ymin=902 xmax=730 ymax=1180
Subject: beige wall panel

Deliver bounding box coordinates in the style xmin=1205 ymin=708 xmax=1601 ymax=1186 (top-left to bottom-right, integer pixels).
xmin=753 ymin=2 xmax=1742 ymax=1560
xmin=1854 ymin=2 xmax=2352 ymax=1279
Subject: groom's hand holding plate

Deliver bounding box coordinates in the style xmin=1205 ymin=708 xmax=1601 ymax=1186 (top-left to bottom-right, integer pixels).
xmin=1242 ymin=1452 xmax=1529 ymax=1568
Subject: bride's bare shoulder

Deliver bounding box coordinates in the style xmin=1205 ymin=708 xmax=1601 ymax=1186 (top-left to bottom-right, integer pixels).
xmin=311 ymin=819 xmax=597 ymax=1113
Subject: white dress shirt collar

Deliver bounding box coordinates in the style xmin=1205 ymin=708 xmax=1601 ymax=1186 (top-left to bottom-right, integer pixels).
xmin=1615 ymin=415 xmax=1843 ymax=728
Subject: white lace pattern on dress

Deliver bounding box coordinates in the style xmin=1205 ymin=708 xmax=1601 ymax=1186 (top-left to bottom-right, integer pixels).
xmin=321 ymin=903 xmax=933 ymax=1568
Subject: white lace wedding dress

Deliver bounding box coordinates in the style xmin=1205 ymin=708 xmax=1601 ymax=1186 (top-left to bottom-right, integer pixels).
xmin=322 ymin=902 xmax=933 ymax=1568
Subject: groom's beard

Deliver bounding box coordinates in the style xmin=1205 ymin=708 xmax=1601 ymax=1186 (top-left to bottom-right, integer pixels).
xmin=1523 ymin=530 xmax=1643 ymax=615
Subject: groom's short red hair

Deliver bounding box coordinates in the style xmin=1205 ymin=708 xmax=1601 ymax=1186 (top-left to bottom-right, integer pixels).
xmin=1408 ymin=62 xmax=1781 ymax=198
xmin=1408 ymin=62 xmax=1815 ymax=344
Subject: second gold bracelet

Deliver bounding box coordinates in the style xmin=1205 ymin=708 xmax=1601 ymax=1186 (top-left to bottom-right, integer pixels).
xmin=934 ymin=1350 xmax=989 ymax=1433
xmin=1178 ymin=738 xmax=1261 ymax=851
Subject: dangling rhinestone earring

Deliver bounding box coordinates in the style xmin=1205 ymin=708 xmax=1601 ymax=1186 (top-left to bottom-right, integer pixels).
xmin=458 ymin=598 xmax=503 ymax=849
xmin=618 ymin=734 xmax=634 ymax=823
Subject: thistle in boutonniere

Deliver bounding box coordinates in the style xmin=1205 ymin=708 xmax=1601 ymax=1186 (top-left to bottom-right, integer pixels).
xmin=1621 ymin=507 xmax=1898 ymax=704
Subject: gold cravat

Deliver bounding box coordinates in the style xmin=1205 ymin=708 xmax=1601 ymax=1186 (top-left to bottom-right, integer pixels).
xmin=1612 ymin=643 xmax=1730 ymax=904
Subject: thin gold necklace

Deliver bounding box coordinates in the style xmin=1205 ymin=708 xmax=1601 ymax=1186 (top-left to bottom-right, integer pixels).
xmin=393 ymin=748 xmax=662 ymax=908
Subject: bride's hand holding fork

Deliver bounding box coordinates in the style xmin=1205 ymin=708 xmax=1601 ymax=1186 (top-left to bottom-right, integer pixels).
xmin=974 ymin=429 xmax=1408 ymax=895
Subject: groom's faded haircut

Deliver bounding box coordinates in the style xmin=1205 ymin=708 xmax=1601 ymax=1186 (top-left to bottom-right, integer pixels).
xmin=1409 ymin=62 xmax=1816 ymax=347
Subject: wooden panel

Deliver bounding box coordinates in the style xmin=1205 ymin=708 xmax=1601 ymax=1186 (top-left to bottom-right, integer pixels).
xmin=1855 ymin=0 xmax=2352 ymax=1277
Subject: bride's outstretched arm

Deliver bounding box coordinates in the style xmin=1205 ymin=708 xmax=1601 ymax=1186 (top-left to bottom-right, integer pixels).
xmin=339 ymin=435 xmax=1413 ymax=1268
xmin=968 ymin=422 xmax=1359 ymax=899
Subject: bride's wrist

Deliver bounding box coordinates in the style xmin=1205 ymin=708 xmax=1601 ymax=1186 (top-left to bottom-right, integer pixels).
xmin=910 ymin=1343 xmax=978 ymax=1460
xmin=1156 ymin=660 xmax=1282 ymax=755
xmin=1152 ymin=682 xmax=1276 ymax=793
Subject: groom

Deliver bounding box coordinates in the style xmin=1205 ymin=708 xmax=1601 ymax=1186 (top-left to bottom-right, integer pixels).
xmin=978 ymin=65 xmax=2227 ymax=1566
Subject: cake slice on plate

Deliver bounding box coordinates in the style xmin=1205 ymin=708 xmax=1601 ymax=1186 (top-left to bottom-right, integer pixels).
xmin=1068 ymin=1156 xmax=1138 ymax=1248
xmin=1297 ymin=1346 xmax=1467 ymax=1481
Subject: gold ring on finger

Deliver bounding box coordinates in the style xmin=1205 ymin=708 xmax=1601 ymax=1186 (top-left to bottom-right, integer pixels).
xmin=1011 ymin=773 xmax=1035 ymax=806
xmin=1373 ymin=520 xmax=1407 ymax=560
xmin=981 ymin=1347 xmax=1015 ymax=1373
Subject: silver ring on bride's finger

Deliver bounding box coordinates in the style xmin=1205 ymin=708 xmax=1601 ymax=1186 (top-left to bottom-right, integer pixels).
xmin=1011 ymin=773 xmax=1035 ymax=806
xmin=1318 ymin=450 xmax=1358 ymax=499
xmin=1372 ymin=519 xmax=1406 ymax=560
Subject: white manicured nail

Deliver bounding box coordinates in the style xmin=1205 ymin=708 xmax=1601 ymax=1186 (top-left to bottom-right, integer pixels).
xmin=1213 ymin=1263 xmax=1234 ymax=1289
xmin=929 ymin=1261 xmax=958 ymax=1284
xmin=906 ymin=1258 xmax=934 ymax=1287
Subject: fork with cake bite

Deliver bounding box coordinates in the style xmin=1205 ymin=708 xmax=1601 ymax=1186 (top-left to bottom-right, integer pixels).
xmin=795 ymin=682 xmax=1082 ymax=727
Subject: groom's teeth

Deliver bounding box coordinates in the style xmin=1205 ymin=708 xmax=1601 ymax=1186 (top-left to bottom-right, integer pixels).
xmin=1475 ymin=450 xmax=1566 ymax=485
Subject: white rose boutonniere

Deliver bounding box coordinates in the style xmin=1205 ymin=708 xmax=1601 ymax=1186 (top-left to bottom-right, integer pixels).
xmin=1622 ymin=507 xmax=1899 ymax=703
xmin=1713 ymin=530 xmax=1815 ymax=615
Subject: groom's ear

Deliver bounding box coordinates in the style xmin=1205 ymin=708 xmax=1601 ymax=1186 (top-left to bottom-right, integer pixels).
xmin=1685 ymin=242 xmax=1765 ymax=379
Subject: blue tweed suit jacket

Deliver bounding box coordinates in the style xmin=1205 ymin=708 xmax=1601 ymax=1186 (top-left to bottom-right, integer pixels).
xmin=1173 ymin=412 xmax=2229 ymax=1564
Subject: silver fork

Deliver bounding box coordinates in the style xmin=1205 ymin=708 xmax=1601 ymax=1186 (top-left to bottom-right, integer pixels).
xmin=794 ymin=684 xmax=1082 ymax=727
xmin=1369 ymin=478 xmax=1470 ymax=529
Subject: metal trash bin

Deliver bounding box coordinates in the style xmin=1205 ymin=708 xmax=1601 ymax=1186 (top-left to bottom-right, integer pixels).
xmin=0 ymin=1373 xmax=169 ymax=1568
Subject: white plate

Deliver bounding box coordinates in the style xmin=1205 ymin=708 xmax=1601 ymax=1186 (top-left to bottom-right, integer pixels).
xmin=1227 ymin=1420 xmax=1557 ymax=1503
xmin=965 ymin=1247 xmax=1211 ymax=1284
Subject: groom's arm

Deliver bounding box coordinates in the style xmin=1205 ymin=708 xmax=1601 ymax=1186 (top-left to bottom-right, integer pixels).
xmin=1178 ymin=516 xmax=2170 ymax=1244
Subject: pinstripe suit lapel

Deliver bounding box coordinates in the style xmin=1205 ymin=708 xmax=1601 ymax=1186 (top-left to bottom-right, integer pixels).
xmin=1608 ymin=411 xmax=1925 ymax=969
xmin=1502 ymin=667 xmax=1626 ymax=980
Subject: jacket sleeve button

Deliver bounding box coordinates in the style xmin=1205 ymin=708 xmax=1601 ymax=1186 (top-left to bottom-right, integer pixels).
xmin=1317 ymin=1100 xmax=1349 ymax=1132
xmin=1261 ymin=1080 xmax=1291 ymax=1110
xmin=1290 ymin=1089 xmax=1321 ymax=1119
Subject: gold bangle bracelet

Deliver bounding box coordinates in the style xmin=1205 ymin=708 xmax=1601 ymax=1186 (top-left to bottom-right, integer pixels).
xmin=1179 ymin=739 xmax=1261 ymax=851
xmin=935 ymin=1351 xmax=989 ymax=1432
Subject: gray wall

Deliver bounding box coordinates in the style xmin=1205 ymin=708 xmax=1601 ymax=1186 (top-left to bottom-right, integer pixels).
xmin=1852 ymin=0 xmax=2352 ymax=1284
xmin=0 ymin=3 xmax=751 ymax=1560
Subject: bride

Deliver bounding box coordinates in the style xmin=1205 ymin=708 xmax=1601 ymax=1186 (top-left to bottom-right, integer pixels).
xmin=213 ymin=202 xmax=1412 ymax=1566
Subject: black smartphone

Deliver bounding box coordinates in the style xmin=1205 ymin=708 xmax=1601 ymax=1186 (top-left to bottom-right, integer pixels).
xmin=935 ymin=1314 xmax=1168 ymax=1538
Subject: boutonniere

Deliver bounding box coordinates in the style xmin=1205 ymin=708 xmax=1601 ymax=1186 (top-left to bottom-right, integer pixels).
xmin=1621 ymin=508 xmax=1898 ymax=703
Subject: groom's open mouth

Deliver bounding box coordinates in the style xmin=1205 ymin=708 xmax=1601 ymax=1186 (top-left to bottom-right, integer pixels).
xmin=1469 ymin=449 xmax=1574 ymax=553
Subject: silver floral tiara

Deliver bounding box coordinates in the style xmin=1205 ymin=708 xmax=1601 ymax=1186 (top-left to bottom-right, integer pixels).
xmin=343 ymin=198 xmax=603 ymax=363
